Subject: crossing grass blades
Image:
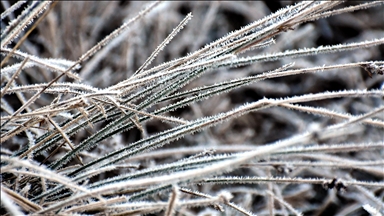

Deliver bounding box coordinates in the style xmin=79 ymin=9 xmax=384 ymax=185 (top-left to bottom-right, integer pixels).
xmin=1 ymin=1 xmax=384 ymax=215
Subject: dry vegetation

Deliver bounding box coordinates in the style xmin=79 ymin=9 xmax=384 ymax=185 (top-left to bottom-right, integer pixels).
xmin=1 ymin=1 xmax=383 ymax=215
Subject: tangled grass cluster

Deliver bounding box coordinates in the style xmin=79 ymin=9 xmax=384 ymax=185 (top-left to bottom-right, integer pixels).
xmin=1 ymin=1 xmax=383 ymax=215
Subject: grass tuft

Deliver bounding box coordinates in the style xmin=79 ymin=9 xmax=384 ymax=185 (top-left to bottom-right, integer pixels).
xmin=1 ymin=1 xmax=383 ymax=215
